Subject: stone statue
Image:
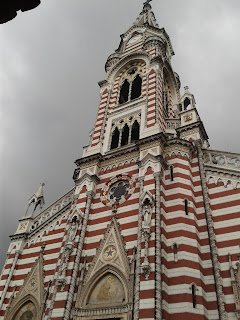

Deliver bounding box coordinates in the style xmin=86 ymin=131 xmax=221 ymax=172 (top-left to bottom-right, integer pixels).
xmin=143 ymin=200 xmax=152 ymax=229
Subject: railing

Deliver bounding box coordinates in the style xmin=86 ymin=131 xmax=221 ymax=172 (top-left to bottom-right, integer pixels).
xmin=203 ymin=149 xmax=240 ymax=172
xmin=30 ymin=188 xmax=74 ymax=232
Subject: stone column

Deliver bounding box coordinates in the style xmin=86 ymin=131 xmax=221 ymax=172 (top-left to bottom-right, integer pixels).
xmin=154 ymin=172 xmax=162 ymax=320
xmin=63 ymin=191 xmax=94 ymax=320
xmin=0 ymin=251 xmax=20 ymax=311
xmin=196 ymin=140 xmax=228 ymax=320
xmin=133 ymin=176 xmax=144 ymax=320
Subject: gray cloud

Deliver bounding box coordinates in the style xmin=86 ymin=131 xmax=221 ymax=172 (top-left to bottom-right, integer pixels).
xmin=1 ymin=0 xmax=240 ymax=271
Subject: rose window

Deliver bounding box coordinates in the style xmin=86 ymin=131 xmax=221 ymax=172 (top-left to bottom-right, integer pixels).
xmin=100 ymin=174 xmax=136 ymax=207
xmin=108 ymin=181 xmax=130 ymax=202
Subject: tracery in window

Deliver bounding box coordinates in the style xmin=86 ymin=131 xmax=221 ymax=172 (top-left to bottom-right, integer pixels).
xmin=110 ymin=113 xmax=141 ymax=150
xmin=118 ymin=66 xmax=144 ymax=105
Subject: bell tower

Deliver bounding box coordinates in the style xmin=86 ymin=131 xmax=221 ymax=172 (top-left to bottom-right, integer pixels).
xmin=71 ymin=2 xmax=217 ymax=320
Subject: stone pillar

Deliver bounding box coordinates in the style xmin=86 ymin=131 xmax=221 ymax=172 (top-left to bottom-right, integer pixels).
xmin=196 ymin=140 xmax=228 ymax=320
xmin=154 ymin=172 xmax=162 ymax=320
xmin=133 ymin=176 xmax=144 ymax=320
xmin=63 ymin=191 xmax=94 ymax=320
xmin=0 ymin=251 xmax=20 ymax=311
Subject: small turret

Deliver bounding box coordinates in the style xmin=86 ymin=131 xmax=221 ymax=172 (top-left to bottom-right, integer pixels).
xmin=177 ymin=86 xmax=209 ymax=147
xmin=25 ymin=183 xmax=45 ymax=217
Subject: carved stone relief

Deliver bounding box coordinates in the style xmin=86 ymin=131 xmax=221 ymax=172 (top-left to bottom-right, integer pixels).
xmin=73 ymin=216 xmax=134 ymax=320
xmin=4 ymin=248 xmax=47 ymax=320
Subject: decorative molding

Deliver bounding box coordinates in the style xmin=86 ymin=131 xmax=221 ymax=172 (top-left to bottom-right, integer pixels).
xmin=27 ymin=188 xmax=74 ymax=235
xmin=100 ymin=174 xmax=136 ymax=207
xmin=133 ymin=176 xmax=144 ymax=320
xmin=4 ymin=248 xmax=45 ymax=320
xmin=228 ymin=253 xmax=240 ymax=317
xmin=141 ymin=191 xmax=154 ymax=280
xmin=74 ymin=216 xmax=134 ymax=319
xmin=196 ymin=140 xmax=228 ymax=320
xmin=203 ymin=149 xmax=240 ymax=189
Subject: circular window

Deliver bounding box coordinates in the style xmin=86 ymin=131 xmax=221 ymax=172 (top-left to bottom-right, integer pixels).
xmin=100 ymin=174 xmax=136 ymax=207
xmin=108 ymin=181 xmax=130 ymax=202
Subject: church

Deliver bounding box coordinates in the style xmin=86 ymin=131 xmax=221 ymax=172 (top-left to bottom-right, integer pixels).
xmin=0 ymin=1 xmax=240 ymax=319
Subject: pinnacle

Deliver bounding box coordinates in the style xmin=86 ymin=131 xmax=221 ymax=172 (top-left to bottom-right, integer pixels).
xmin=134 ymin=0 xmax=159 ymax=28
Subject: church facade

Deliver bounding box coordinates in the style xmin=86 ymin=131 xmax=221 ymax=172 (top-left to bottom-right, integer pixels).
xmin=1 ymin=2 xmax=240 ymax=320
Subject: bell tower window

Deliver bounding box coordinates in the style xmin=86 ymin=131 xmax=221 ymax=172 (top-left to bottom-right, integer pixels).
xmin=184 ymin=97 xmax=191 ymax=110
xmin=118 ymin=66 xmax=143 ymax=105
xmin=110 ymin=113 xmax=141 ymax=150
xmin=131 ymin=120 xmax=140 ymax=142
xmin=119 ymin=80 xmax=130 ymax=104
xmin=121 ymin=124 xmax=130 ymax=146
xmin=131 ymin=74 xmax=142 ymax=100
xmin=110 ymin=127 xmax=120 ymax=150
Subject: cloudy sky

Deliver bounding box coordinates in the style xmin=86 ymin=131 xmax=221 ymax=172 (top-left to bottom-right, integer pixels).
xmin=0 ymin=0 xmax=240 ymax=271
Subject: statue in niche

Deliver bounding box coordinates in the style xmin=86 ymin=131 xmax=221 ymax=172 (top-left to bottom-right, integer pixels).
xmin=142 ymin=198 xmax=152 ymax=229
xmin=68 ymin=216 xmax=78 ymax=244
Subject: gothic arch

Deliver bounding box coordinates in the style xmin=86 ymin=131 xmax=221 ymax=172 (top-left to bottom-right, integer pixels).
xmin=81 ymin=265 xmax=130 ymax=308
xmin=5 ymin=295 xmax=40 ymax=320
xmin=107 ymin=52 xmax=150 ymax=83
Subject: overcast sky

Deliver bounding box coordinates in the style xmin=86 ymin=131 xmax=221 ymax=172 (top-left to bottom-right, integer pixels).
xmin=0 ymin=0 xmax=240 ymax=272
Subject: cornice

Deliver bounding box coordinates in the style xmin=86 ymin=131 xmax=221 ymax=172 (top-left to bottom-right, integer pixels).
xmin=177 ymin=120 xmax=209 ymax=141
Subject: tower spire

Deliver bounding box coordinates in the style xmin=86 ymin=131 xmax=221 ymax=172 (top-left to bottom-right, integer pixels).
xmin=134 ymin=0 xmax=159 ymax=28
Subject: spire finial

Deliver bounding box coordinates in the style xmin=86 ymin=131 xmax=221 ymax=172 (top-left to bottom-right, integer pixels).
xmin=143 ymin=0 xmax=152 ymax=8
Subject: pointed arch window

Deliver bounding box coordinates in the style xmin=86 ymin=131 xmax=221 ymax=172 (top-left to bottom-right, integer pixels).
xmin=119 ymin=80 xmax=130 ymax=104
xmin=110 ymin=127 xmax=120 ymax=150
xmin=184 ymin=97 xmax=191 ymax=110
xmin=118 ymin=66 xmax=143 ymax=105
xmin=121 ymin=124 xmax=129 ymax=146
xmin=110 ymin=114 xmax=141 ymax=150
xmin=131 ymin=120 xmax=140 ymax=142
xmin=131 ymin=74 xmax=142 ymax=100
